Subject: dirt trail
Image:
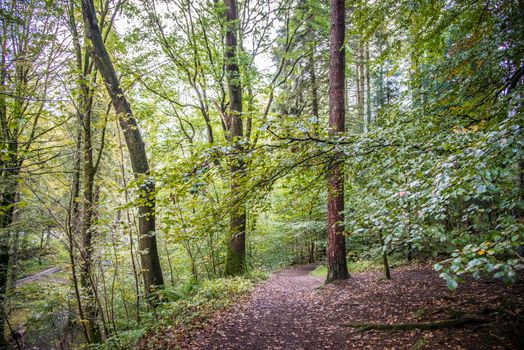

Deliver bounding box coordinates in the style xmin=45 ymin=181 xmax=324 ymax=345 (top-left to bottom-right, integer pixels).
xmin=181 ymin=264 xmax=523 ymax=350
xmin=189 ymin=265 xmax=326 ymax=349
xmin=16 ymin=266 xmax=62 ymax=286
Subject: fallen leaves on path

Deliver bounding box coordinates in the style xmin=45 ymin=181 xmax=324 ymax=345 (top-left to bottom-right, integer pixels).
xmin=143 ymin=264 xmax=523 ymax=349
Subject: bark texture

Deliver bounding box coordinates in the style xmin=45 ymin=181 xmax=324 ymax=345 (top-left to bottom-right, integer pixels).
xmin=79 ymin=61 xmax=101 ymax=344
xmin=326 ymin=0 xmax=349 ymax=283
xmin=81 ymin=0 xmax=164 ymax=294
xmin=68 ymin=2 xmax=102 ymax=341
xmin=223 ymin=0 xmax=246 ymax=276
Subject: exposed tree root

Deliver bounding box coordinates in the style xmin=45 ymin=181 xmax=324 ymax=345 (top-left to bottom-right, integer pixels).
xmin=341 ymin=316 xmax=489 ymax=331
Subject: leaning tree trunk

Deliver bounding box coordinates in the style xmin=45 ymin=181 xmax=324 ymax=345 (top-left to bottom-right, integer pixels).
xmin=223 ymin=0 xmax=246 ymax=276
xmin=81 ymin=0 xmax=164 ymax=295
xmin=326 ymin=0 xmax=350 ymax=283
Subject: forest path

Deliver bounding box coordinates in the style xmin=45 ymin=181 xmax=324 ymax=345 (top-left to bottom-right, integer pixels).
xmin=187 ymin=264 xmax=328 ymax=349
xmin=15 ymin=266 xmax=62 ymax=286
xmin=176 ymin=264 xmax=522 ymax=350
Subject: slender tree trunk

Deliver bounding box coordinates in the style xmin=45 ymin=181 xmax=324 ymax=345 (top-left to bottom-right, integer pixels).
xmin=81 ymin=0 xmax=164 ymax=296
xmin=326 ymin=0 xmax=350 ymax=283
xmin=70 ymin=3 xmax=101 ymax=339
xmin=358 ymin=41 xmax=366 ymax=131
xmin=354 ymin=45 xmax=361 ymax=130
xmin=309 ymin=55 xmax=319 ymax=119
xmin=223 ymin=0 xmax=246 ymax=276
xmin=365 ymin=43 xmax=372 ymax=128
xmin=378 ymin=59 xmax=385 ymax=109
xmin=308 ymin=240 xmax=315 ymax=263
xmin=66 ymin=116 xmax=91 ymax=344
xmin=245 ymin=86 xmax=254 ymax=143
xmin=79 ymin=88 xmax=101 ymax=342
xmin=8 ymin=192 xmax=21 ymax=292
xmin=117 ymin=128 xmax=141 ymax=324
xmin=378 ymin=231 xmax=391 ymax=279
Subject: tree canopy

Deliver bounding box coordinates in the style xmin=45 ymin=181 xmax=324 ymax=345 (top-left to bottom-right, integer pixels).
xmin=0 ymin=0 xmax=522 ymax=348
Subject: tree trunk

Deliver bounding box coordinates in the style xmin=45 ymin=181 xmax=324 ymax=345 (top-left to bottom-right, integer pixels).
xmin=66 ymin=117 xmax=92 ymax=344
xmin=223 ymin=0 xmax=246 ymax=276
xmin=378 ymin=231 xmax=391 ymax=279
xmin=68 ymin=2 xmax=101 ymax=341
xmin=309 ymin=55 xmax=319 ymax=119
xmin=0 ymin=25 xmax=19 ymax=344
xmin=326 ymin=0 xmax=350 ymax=283
xmin=365 ymin=43 xmax=372 ymax=129
xmin=308 ymin=240 xmax=315 ymax=263
xmin=0 ymin=110 xmax=20 ymax=348
xmin=8 ymin=192 xmax=21 ymax=292
xmin=81 ymin=0 xmax=164 ymax=295
xmin=358 ymin=41 xmax=366 ymax=131
xmin=0 ymin=184 xmax=16 ymax=347
xmin=79 ymin=78 xmax=101 ymax=343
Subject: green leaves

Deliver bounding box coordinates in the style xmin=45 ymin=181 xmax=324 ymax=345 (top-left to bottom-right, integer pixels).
xmin=446 ymin=278 xmax=458 ymax=289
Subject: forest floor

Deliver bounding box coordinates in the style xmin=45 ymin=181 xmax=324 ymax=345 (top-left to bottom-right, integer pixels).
xmin=146 ymin=264 xmax=524 ymax=350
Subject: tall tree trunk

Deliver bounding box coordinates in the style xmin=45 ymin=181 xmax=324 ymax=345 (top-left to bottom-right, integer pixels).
xmin=69 ymin=1 xmax=101 ymax=341
xmin=0 ymin=23 xmax=17 ymax=343
xmin=81 ymin=0 xmax=164 ymax=295
xmin=326 ymin=0 xmax=350 ymax=283
xmin=79 ymin=82 xmax=101 ymax=342
xmin=0 ymin=77 xmax=22 ymax=349
xmin=223 ymin=0 xmax=246 ymax=276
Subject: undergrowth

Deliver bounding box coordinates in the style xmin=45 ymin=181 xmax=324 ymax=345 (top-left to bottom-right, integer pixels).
xmin=309 ymin=258 xmax=407 ymax=277
xmin=101 ymin=270 xmax=268 ymax=349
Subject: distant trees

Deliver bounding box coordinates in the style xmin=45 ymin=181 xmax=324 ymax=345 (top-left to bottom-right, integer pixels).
xmin=0 ymin=0 xmax=64 ymax=344
xmin=138 ymin=0 xmax=304 ymax=277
